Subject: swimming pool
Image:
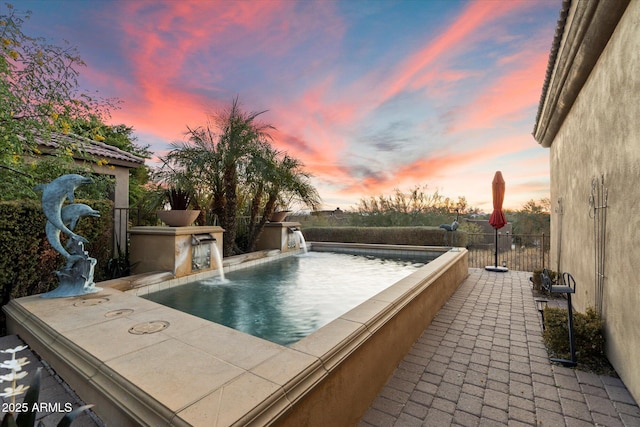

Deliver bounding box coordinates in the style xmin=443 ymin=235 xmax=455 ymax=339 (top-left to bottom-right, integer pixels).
xmin=143 ymin=251 xmax=426 ymax=345
xmin=6 ymin=244 xmax=468 ymax=426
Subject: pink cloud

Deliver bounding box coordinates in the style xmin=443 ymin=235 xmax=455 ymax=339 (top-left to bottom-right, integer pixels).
xmin=68 ymin=0 xmax=554 ymax=211
xmin=380 ymin=1 xmax=531 ymax=103
xmin=99 ymin=0 xmax=347 ymax=149
xmin=448 ymin=52 xmax=550 ymax=132
xmin=336 ymin=131 xmax=538 ymax=197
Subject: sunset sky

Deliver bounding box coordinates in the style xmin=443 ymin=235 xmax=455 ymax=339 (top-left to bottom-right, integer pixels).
xmin=19 ymin=0 xmax=561 ymax=212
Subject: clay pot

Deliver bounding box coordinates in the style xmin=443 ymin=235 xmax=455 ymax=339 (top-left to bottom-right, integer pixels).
xmin=156 ymin=210 xmax=201 ymax=227
xmin=269 ymin=211 xmax=290 ymax=222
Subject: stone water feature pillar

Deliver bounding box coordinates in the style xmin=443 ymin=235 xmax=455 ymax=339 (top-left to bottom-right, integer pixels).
xmin=255 ymin=222 xmax=306 ymax=252
xmin=129 ymin=226 xmax=224 ymax=278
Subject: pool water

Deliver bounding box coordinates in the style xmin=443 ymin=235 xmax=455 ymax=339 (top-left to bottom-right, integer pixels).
xmin=144 ymin=251 xmax=426 ymax=346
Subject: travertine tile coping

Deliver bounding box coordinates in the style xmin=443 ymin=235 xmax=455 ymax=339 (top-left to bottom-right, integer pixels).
xmin=4 ymin=246 xmax=468 ymax=426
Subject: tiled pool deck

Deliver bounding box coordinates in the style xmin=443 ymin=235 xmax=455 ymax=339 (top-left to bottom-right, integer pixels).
xmin=360 ymin=268 xmax=640 ymax=427
xmin=4 ymin=268 xmax=639 ymax=426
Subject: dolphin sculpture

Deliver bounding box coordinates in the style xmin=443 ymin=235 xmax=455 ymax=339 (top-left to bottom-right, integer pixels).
xmin=34 ymin=174 xmax=93 ymax=243
xmin=46 ymin=203 xmax=100 ymax=266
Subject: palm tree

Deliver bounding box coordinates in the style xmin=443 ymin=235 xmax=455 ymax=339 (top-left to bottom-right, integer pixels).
xmin=243 ymin=151 xmax=321 ymax=252
xmin=157 ymin=98 xmax=275 ymax=255
xmin=154 ymin=97 xmax=320 ymax=256
xmin=155 ymin=129 xmax=218 ymax=224
xmin=211 ymin=98 xmax=274 ymax=255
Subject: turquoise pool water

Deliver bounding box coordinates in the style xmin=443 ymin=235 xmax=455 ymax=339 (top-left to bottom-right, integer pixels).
xmin=144 ymin=251 xmax=426 ymax=346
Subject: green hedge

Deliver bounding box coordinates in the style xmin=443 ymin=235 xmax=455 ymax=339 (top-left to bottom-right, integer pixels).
xmin=301 ymin=226 xmax=467 ymax=247
xmin=543 ymin=306 xmax=609 ymax=372
xmin=0 ymin=199 xmax=113 ymax=307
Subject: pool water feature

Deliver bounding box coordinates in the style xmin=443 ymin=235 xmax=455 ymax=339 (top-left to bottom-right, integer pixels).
xmin=211 ymin=241 xmax=225 ymax=281
xmin=293 ymin=229 xmax=307 ymax=253
xmin=143 ymin=251 xmax=425 ymax=345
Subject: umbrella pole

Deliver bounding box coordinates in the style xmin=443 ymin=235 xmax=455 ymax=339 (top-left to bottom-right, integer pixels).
xmin=485 ymin=227 xmax=508 ymax=272
xmin=494 ymin=228 xmax=498 ymax=268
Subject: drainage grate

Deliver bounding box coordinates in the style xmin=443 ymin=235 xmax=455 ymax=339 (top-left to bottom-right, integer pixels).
xmin=73 ymin=297 xmax=110 ymax=307
xmin=104 ymin=309 xmax=134 ymax=318
xmin=128 ymin=321 xmax=170 ymax=335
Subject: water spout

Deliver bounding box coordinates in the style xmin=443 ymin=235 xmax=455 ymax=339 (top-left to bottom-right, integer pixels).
xmin=211 ymin=242 xmax=225 ymax=281
xmin=293 ymin=230 xmax=307 ymax=253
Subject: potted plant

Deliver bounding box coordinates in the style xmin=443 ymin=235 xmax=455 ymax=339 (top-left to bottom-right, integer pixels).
xmin=157 ymin=187 xmax=201 ymax=227
xmin=269 ymin=207 xmax=290 ymax=223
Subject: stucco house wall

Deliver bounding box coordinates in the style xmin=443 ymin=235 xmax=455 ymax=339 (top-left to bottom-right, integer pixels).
xmin=534 ymin=0 xmax=639 ymax=402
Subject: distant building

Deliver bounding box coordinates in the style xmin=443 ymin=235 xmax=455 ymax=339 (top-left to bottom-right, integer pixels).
xmin=533 ymin=0 xmax=638 ymax=402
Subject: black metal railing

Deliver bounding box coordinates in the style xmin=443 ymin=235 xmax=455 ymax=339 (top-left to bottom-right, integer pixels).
xmin=111 ymin=210 xmax=550 ymax=273
xmin=466 ymin=233 xmax=549 ymax=272
xmin=113 ymin=207 xmax=131 ymax=251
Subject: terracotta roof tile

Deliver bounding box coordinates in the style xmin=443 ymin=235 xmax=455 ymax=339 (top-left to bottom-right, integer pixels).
xmin=36 ymin=132 xmax=145 ymax=167
xmin=533 ymin=0 xmax=571 ymax=135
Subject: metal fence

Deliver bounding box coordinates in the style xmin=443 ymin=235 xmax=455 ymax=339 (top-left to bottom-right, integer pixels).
xmin=112 ymin=211 xmax=550 ymax=273
xmin=113 ymin=207 xmax=131 ymax=253
xmin=466 ymin=233 xmax=550 ymax=272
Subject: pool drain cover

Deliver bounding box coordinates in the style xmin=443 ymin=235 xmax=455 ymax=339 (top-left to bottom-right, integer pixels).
xmin=105 ymin=309 xmax=134 ymax=318
xmin=74 ymin=297 xmax=109 ymax=307
xmin=128 ymin=321 xmax=170 ymax=335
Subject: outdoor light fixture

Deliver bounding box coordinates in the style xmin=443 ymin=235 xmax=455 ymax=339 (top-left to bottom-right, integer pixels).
xmin=534 ymin=298 xmax=548 ymax=330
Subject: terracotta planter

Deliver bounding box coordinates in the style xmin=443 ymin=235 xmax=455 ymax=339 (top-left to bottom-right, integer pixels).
xmin=157 ymin=210 xmax=201 ymax=227
xmin=269 ymin=211 xmax=290 ymax=222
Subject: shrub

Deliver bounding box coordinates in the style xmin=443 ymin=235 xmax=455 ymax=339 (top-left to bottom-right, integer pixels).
xmin=301 ymin=226 xmax=468 ymax=247
xmin=543 ymin=306 xmax=609 ymax=372
xmin=0 ymin=199 xmax=113 ymax=334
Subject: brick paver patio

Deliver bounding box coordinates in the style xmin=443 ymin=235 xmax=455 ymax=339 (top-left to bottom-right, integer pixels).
xmin=0 ymin=334 xmax=101 ymax=427
xmin=359 ymin=268 xmax=640 ymax=427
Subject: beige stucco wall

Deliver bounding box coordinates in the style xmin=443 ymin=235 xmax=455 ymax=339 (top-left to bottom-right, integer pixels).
xmin=255 ymin=222 xmax=304 ymax=252
xmin=548 ymin=0 xmax=639 ymax=402
xmin=129 ymin=226 xmax=224 ymax=277
xmin=80 ymin=161 xmax=131 ymax=250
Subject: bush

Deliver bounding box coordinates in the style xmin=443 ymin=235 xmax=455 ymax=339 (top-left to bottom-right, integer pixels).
xmin=543 ymin=306 xmax=609 ymax=372
xmin=301 ymin=226 xmax=468 ymax=247
xmin=0 ymin=199 xmax=113 ymax=317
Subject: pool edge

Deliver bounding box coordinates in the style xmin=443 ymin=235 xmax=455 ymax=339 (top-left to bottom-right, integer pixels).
xmin=278 ymin=248 xmax=468 ymax=426
xmin=4 ymin=245 xmax=468 ymax=426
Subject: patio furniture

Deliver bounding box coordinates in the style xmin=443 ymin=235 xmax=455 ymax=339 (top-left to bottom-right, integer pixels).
xmin=542 ymin=269 xmax=577 ymax=367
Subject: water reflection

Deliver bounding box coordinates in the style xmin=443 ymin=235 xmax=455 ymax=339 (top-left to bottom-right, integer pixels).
xmin=145 ymin=252 xmax=425 ymax=346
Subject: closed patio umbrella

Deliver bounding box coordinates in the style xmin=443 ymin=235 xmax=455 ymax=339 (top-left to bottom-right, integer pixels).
xmin=485 ymin=171 xmax=508 ymax=272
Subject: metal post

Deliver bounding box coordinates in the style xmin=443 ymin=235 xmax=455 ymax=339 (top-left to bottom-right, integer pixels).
xmin=542 ymin=233 xmax=545 ymax=270
xmin=550 ymin=292 xmax=577 ymax=367
xmin=550 ymin=273 xmax=577 ymax=367
xmin=567 ymin=293 xmax=576 ymax=363
xmin=494 ymin=228 xmax=498 ymax=268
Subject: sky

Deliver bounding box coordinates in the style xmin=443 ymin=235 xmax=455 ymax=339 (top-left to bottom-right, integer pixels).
xmin=18 ymin=0 xmax=561 ymax=212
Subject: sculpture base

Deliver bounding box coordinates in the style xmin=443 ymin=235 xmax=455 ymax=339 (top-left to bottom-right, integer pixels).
xmin=41 ymin=242 xmax=100 ymax=298
xmin=40 ymin=284 xmax=102 ymax=299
